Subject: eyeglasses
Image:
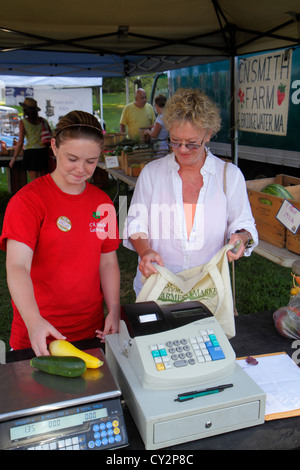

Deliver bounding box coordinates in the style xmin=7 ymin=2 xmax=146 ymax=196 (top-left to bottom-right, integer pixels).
xmin=169 ymin=137 xmax=206 ymax=151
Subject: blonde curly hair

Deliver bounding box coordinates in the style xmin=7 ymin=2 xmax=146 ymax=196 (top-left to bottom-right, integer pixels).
xmin=163 ymin=88 xmax=221 ymax=137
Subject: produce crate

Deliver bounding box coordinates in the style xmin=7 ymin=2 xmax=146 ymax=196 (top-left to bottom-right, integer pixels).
xmin=247 ymin=174 xmax=300 ymax=249
xmin=128 ymin=162 xmax=148 ymax=177
xmin=103 ymin=132 xmax=126 ymax=146
xmin=121 ymin=149 xmax=154 ymax=175
xmin=246 ymin=174 xmax=300 ymax=192
xmin=284 ymin=185 xmax=300 ymax=255
xmin=120 ymin=148 xmax=168 ymax=176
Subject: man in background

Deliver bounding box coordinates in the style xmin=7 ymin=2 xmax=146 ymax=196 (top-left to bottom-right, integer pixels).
xmin=120 ymin=88 xmax=155 ymax=140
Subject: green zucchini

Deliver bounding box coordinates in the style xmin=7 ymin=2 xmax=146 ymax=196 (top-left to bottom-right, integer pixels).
xmin=30 ymin=356 xmax=87 ymax=378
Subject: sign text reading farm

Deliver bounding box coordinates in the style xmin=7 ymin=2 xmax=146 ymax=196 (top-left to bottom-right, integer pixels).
xmin=238 ymin=50 xmax=293 ymax=136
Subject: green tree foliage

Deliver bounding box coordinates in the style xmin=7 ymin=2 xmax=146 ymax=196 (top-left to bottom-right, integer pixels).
xmin=103 ymin=74 xmax=157 ymax=99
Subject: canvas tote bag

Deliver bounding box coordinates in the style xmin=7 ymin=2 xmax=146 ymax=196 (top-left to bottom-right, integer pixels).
xmin=136 ymin=244 xmax=235 ymax=338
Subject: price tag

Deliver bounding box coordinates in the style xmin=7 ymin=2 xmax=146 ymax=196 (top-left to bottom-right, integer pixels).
xmin=105 ymin=156 xmax=119 ymax=169
xmin=276 ymin=199 xmax=300 ymax=234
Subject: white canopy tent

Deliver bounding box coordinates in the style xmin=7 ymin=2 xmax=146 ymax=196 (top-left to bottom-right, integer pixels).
xmin=0 ymin=76 xmax=104 ymax=127
xmin=0 ymin=75 xmax=102 ymax=88
xmin=0 ymin=0 xmax=299 ymax=77
xmin=0 ymin=0 xmax=299 ymax=161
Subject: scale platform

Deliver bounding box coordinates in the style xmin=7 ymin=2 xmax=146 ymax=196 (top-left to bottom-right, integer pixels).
xmin=0 ymin=349 xmax=128 ymax=450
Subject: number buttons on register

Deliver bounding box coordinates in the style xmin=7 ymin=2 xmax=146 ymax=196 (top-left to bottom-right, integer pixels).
xmin=149 ymin=328 xmax=225 ymax=371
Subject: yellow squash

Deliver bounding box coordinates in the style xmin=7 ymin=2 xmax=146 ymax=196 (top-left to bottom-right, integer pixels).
xmin=49 ymin=340 xmax=103 ymax=369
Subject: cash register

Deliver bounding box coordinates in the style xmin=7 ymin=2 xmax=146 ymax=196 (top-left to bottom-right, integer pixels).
xmin=106 ymin=301 xmax=266 ymax=450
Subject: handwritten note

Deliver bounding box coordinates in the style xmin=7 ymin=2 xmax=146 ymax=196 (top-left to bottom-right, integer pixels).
xmin=237 ymin=353 xmax=300 ymax=419
xmin=276 ymin=199 xmax=300 ymax=234
xmin=105 ymin=156 xmax=119 ymax=169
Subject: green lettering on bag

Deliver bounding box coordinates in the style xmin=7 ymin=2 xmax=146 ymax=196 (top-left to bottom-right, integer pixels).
xmin=158 ymin=284 xmax=217 ymax=303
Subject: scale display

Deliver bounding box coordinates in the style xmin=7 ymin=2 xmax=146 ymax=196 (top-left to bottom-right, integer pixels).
xmin=10 ymin=407 xmax=108 ymax=441
xmin=1 ymin=399 xmax=127 ymax=450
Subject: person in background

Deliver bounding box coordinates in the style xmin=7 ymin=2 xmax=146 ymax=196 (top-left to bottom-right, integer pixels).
xmin=9 ymin=97 xmax=51 ymax=181
xmin=144 ymin=94 xmax=169 ymax=152
xmin=120 ymin=88 xmax=155 ymax=140
xmin=1 ymin=110 xmax=121 ymax=356
xmin=123 ymin=88 xmax=258 ymax=296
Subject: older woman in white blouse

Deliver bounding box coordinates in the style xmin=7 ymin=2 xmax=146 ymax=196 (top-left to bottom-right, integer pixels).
xmin=123 ymin=88 xmax=257 ymax=296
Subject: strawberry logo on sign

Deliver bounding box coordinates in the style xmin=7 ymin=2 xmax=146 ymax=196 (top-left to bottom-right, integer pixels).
xmin=238 ymin=88 xmax=245 ymax=108
xmin=277 ymin=83 xmax=287 ymax=106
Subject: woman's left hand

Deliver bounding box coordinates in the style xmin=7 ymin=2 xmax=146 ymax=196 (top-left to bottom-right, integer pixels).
xmin=227 ymin=233 xmax=246 ymax=262
xmin=95 ymin=311 xmax=119 ymax=342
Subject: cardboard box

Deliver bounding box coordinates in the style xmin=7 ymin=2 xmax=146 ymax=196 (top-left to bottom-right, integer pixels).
xmin=284 ymin=185 xmax=300 ymax=255
xmin=247 ymin=174 xmax=300 ymax=250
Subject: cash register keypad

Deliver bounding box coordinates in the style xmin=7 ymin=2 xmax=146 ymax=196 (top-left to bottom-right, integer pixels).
xmin=150 ymin=328 xmax=225 ymax=371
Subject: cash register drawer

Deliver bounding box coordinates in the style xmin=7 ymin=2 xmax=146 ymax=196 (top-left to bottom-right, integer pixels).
xmin=154 ymin=400 xmax=260 ymax=444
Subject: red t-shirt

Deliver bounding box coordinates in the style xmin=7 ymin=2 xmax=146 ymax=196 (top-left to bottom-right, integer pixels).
xmin=0 ymin=174 xmax=120 ymax=349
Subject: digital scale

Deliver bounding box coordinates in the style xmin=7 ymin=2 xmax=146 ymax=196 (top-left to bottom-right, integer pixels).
xmin=106 ymin=301 xmax=266 ymax=450
xmin=0 ymin=349 xmax=128 ymax=450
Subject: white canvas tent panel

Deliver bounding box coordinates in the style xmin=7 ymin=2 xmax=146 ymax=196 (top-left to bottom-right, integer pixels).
xmin=0 ymin=76 xmax=102 ymax=87
xmin=34 ymin=87 xmax=93 ymax=127
xmin=0 ymin=76 xmax=104 ymax=126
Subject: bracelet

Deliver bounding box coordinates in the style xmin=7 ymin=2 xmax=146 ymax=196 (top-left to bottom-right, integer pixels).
xmin=235 ymin=229 xmax=254 ymax=249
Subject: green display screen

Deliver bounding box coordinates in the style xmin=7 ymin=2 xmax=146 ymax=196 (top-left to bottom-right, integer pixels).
xmin=10 ymin=408 xmax=108 ymax=441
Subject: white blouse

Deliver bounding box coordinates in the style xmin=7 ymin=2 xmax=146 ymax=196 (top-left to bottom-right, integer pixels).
xmin=123 ymin=150 xmax=258 ymax=295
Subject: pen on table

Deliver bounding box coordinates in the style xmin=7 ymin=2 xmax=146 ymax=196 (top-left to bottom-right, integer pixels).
xmin=174 ymin=383 xmax=233 ymax=402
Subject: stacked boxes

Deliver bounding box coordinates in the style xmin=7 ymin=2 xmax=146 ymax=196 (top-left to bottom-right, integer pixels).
xmin=247 ymin=175 xmax=300 ymax=254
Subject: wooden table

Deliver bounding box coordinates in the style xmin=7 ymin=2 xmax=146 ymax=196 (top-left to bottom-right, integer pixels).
xmin=98 ymin=162 xmax=137 ymax=194
xmin=5 ymin=311 xmax=300 ymax=450
xmin=0 ymin=155 xmax=27 ymax=194
xmin=97 ymin=163 xmax=137 ymax=218
xmin=254 ymin=239 xmax=300 ymax=267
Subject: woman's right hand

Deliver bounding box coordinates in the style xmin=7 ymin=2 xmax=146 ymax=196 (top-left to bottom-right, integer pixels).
xmin=27 ymin=317 xmax=66 ymax=357
xmin=138 ymin=248 xmax=164 ymax=278
xmin=129 ymin=234 xmax=164 ymax=278
xmin=9 ymin=156 xmax=16 ymax=168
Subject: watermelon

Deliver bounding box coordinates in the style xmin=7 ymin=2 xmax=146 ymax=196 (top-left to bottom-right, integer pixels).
xmin=261 ymin=183 xmax=294 ymax=200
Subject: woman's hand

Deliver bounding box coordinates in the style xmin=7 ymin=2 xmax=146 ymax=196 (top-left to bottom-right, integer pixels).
xmin=129 ymin=234 xmax=164 ymax=278
xmin=227 ymin=232 xmax=247 ymax=262
xmin=9 ymin=156 xmax=16 ymax=168
xmin=95 ymin=310 xmax=120 ymax=342
xmin=138 ymin=248 xmax=164 ymax=277
xmin=27 ymin=317 xmax=66 ymax=357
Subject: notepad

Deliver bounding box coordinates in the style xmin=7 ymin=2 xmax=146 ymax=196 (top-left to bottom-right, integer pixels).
xmin=236 ymin=352 xmax=300 ymax=421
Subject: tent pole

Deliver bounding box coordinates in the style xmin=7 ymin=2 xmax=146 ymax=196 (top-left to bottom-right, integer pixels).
xmin=125 ymin=77 xmax=129 ymax=104
xmin=230 ymin=55 xmax=239 ymax=167
xmin=99 ymin=83 xmax=104 ymax=130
